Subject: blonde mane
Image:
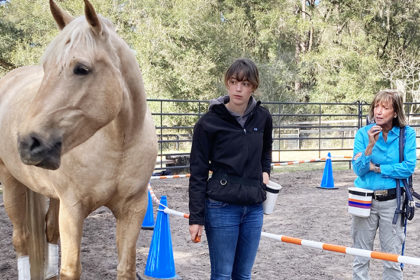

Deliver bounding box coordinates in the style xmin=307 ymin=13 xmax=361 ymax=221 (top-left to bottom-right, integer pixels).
xmin=41 ymin=15 xmax=115 ymax=69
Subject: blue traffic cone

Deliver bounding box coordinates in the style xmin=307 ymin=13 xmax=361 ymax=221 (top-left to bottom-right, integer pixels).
xmin=144 ymin=196 xmax=177 ymax=279
xmin=318 ymin=152 xmax=338 ymax=189
xmin=142 ymin=191 xmax=155 ymax=230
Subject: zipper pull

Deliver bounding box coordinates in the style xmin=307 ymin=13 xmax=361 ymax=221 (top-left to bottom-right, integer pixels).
xmin=243 ymin=128 xmax=246 ymax=134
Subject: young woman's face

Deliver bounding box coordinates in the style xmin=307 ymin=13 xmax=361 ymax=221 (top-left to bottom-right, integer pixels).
xmin=374 ymin=100 xmax=396 ymax=128
xmin=226 ymin=76 xmax=254 ymax=107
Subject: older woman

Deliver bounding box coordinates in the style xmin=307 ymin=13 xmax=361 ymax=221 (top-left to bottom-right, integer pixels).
xmin=351 ymin=89 xmax=417 ymax=280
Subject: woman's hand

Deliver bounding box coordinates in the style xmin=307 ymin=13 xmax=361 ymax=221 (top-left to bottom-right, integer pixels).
xmin=365 ymin=125 xmax=382 ymax=156
xmin=262 ymin=172 xmax=269 ymax=185
xmin=369 ymin=162 xmax=381 ymax=173
xmin=189 ymin=224 xmax=204 ymax=243
xmin=368 ymin=125 xmax=382 ymax=145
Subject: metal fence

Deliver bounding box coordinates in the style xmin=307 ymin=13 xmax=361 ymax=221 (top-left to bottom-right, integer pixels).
xmin=148 ymin=99 xmax=420 ymax=173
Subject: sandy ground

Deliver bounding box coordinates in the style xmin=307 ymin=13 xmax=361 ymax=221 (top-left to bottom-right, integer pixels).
xmin=1 ymin=167 xmax=420 ymax=280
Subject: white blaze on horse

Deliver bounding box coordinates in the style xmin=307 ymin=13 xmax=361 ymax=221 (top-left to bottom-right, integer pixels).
xmin=0 ymin=0 xmax=157 ymax=279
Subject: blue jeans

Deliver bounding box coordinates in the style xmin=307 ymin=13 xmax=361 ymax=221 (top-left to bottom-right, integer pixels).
xmin=204 ymin=199 xmax=264 ymax=280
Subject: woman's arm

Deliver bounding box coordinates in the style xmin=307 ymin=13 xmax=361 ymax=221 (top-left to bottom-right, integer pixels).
xmin=188 ymin=122 xmax=210 ymax=226
xmin=261 ymin=112 xmax=273 ymax=176
xmin=352 ymin=128 xmax=372 ymax=177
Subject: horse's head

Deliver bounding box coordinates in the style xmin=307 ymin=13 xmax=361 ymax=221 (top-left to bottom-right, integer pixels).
xmin=18 ymin=0 xmax=125 ymax=170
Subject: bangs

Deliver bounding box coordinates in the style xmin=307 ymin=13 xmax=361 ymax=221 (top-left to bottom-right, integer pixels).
xmin=224 ymin=58 xmax=259 ymax=89
xmin=229 ymin=69 xmax=251 ymax=82
xmin=374 ymin=92 xmax=394 ymax=108
xmin=41 ymin=16 xmax=98 ymax=68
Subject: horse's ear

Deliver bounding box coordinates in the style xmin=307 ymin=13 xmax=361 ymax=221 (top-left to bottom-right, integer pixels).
xmin=84 ymin=0 xmax=102 ymax=35
xmin=49 ymin=0 xmax=74 ymax=30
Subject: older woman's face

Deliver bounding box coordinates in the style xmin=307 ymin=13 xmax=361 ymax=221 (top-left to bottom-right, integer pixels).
xmin=374 ymin=100 xmax=396 ymax=128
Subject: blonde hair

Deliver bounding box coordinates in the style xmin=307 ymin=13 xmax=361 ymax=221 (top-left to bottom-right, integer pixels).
xmin=42 ymin=17 xmax=97 ymax=68
xmin=41 ymin=15 xmax=116 ymax=70
xmin=369 ymin=89 xmax=407 ymax=127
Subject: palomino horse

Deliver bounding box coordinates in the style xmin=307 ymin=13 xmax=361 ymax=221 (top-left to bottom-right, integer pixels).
xmin=0 ymin=0 xmax=157 ymax=279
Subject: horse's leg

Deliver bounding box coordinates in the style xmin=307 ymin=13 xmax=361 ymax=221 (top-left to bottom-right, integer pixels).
xmin=45 ymin=198 xmax=60 ymax=280
xmin=110 ymin=190 xmax=148 ymax=280
xmin=2 ymin=176 xmax=31 ymax=279
xmin=58 ymin=202 xmax=85 ymax=280
xmin=2 ymin=170 xmax=47 ymax=280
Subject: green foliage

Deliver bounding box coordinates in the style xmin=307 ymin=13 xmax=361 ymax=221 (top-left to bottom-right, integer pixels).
xmin=306 ymin=0 xmax=420 ymax=104
xmin=0 ymin=0 xmax=58 ymax=72
xmin=0 ymin=0 xmax=419 ymax=109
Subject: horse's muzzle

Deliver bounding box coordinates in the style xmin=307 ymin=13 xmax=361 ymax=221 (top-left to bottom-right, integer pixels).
xmin=18 ymin=133 xmax=62 ymax=170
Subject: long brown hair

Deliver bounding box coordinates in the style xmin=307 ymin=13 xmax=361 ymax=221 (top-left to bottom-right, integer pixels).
xmin=369 ymin=89 xmax=407 ymax=127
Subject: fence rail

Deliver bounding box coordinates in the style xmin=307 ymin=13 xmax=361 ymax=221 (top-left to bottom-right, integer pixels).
xmin=148 ymin=99 xmax=420 ymax=173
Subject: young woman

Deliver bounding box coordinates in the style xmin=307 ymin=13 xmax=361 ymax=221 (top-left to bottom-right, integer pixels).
xmin=188 ymin=58 xmax=273 ymax=279
xmin=351 ymin=89 xmax=417 ymax=280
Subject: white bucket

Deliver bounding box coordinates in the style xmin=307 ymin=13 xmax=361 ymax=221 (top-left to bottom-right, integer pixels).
xmin=263 ymin=180 xmax=282 ymax=215
xmin=348 ymin=187 xmax=373 ymax=217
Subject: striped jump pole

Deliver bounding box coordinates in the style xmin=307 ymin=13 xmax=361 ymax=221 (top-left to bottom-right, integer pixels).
xmin=272 ymin=158 xmax=328 ymax=166
xmin=147 ymin=183 xmax=163 ymax=205
xmin=148 ymin=183 xmax=190 ymax=218
xmin=161 ymin=207 xmax=190 ymax=219
xmin=272 ymin=155 xmax=353 ymax=167
xmin=331 ymin=155 xmax=353 ymax=160
xmin=147 ymin=184 xmax=420 ymax=266
xmin=150 ymin=174 xmax=191 ymax=180
xmin=261 ymin=232 xmax=420 ymax=266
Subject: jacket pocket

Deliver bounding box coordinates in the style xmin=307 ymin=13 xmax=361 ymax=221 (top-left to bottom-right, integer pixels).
xmin=206 ymin=177 xmax=266 ymax=205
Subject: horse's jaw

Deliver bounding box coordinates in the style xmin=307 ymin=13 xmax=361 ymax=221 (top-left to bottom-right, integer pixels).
xmin=17 ymin=133 xmax=62 ymax=170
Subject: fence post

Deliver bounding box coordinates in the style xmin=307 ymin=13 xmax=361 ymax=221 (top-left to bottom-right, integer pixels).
xmin=357 ymin=101 xmax=363 ymax=129
xmin=160 ymin=100 xmax=164 ymax=169
xmin=318 ymin=104 xmax=321 ymax=158
xmin=278 ymin=103 xmax=282 ymax=162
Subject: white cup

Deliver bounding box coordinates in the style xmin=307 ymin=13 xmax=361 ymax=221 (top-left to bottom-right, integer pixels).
xmin=263 ymin=180 xmax=282 ymax=214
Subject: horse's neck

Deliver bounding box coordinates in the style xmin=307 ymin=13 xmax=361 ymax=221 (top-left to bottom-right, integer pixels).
xmin=114 ymin=43 xmax=148 ymax=143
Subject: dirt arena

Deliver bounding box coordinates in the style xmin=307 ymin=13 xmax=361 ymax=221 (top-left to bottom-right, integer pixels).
xmin=1 ymin=166 xmax=420 ymax=279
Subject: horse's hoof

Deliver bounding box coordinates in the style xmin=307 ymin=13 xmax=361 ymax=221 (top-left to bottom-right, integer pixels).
xmin=136 ymin=272 xmax=143 ymax=280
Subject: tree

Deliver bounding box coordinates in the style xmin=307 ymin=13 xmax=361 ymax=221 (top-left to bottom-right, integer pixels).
xmin=1 ymin=0 xmax=419 ymax=107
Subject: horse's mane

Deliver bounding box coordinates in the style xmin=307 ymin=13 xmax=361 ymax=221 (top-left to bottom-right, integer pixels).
xmin=41 ymin=15 xmax=115 ymax=69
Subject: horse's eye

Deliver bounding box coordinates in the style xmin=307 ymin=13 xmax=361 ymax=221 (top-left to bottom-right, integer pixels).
xmin=73 ymin=64 xmax=90 ymax=75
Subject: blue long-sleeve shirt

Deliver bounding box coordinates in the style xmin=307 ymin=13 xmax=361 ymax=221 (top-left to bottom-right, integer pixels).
xmin=352 ymin=124 xmax=417 ymax=190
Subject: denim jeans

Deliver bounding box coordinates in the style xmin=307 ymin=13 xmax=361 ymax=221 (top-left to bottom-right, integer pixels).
xmin=204 ymin=199 xmax=264 ymax=280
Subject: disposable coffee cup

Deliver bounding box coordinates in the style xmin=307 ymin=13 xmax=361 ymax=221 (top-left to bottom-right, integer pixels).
xmin=263 ymin=180 xmax=282 ymax=215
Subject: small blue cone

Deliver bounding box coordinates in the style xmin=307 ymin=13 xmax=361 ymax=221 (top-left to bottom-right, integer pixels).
xmin=142 ymin=191 xmax=155 ymax=230
xmin=318 ymin=152 xmax=338 ymax=189
xmin=144 ymin=196 xmax=177 ymax=279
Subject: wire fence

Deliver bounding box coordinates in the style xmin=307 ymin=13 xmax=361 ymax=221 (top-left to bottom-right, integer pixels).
xmin=148 ymin=99 xmax=420 ymax=174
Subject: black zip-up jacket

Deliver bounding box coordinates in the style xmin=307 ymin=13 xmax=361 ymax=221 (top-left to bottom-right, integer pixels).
xmin=188 ymin=101 xmax=273 ymax=225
